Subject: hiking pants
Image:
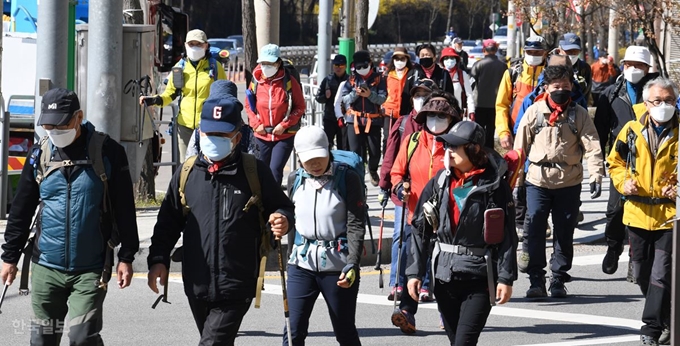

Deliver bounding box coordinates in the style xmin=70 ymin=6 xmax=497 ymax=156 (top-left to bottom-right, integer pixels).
xmin=256 ymin=136 xmax=295 ymax=186
xmin=283 ymin=265 xmax=361 ymax=346
xmin=390 ymin=205 xmax=411 ymax=288
xmin=177 ymin=124 xmax=194 ymax=164
xmin=628 ymin=226 xmax=672 ymax=339
xmin=474 ymin=107 xmax=496 ymax=149
xmin=323 ymin=118 xmax=347 ymax=151
xmin=187 ymin=295 xmax=252 ymax=346
xmin=347 ymin=123 xmax=381 ymax=173
xmin=604 ymin=181 xmax=626 ymax=250
xmin=436 ymin=279 xmax=492 ymax=346
xmin=30 ymin=263 xmax=106 ymax=346
xmin=525 ymin=183 xmax=581 ymax=282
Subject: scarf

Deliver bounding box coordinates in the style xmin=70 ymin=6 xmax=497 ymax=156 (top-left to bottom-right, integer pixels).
xmin=546 ymin=94 xmax=571 ymax=126
xmin=304 ymin=164 xmax=334 ymax=190
xmin=422 ymin=64 xmax=435 ymax=78
xmin=448 ymin=167 xmax=486 ymax=232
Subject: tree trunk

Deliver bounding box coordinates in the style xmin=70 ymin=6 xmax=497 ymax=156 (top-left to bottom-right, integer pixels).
xmin=445 ymin=0 xmax=453 ymax=35
xmin=242 ymin=0 xmax=258 ymax=86
xmin=355 ymin=0 xmax=369 ymax=50
xmin=397 ymin=12 xmax=402 ymax=43
xmin=123 ymin=0 xmax=144 ymax=24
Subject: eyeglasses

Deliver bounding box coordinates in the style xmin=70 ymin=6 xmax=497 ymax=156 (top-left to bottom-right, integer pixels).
xmin=646 ymin=99 xmax=676 ymax=107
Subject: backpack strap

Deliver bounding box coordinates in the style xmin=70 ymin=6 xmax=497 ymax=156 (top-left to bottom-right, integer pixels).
xmin=457 ymin=69 xmax=467 ymax=111
xmin=406 ymin=132 xmax=421 ymax=166
xmin=398 ymin=116 xmax=409 ymax=138
xmin=332 ymin=164 xmax=349 ymax=201
xmin=34 ymin=136 xmax=51 ymax=185
xmin=179 ymin=156 xmax=197 ymax=216
xmin=533 ymin=103 xmax=578 ymax=136
xmin=242 ymin=153 xmax=270 ymax=256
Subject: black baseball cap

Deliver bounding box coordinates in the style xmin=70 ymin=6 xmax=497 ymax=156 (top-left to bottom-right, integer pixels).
xmin=437 ymin=121 xmax=485 ymax=147
xmin=332 ymin=54 xmax=347 ymax=65
xmin=200 ymin=96 xmax=243 ymax=134
xmin=37 ymin=88 xmax=81 ymax=126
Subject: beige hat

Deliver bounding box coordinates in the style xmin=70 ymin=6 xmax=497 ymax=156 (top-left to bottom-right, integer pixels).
xmin=186 ymin=29 xmax=207 ymax=43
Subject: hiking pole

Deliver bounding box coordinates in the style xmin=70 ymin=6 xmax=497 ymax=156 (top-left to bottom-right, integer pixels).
xmin=276 ymin=238 xmax=293 ymax=341
xmin=0 ymin=283 xmax=8 ymax=313
xmin=151 ymin=271 xmax=171 ymax=309
xmin=393 ymin=182 xmax=410 ymax=312
xmin=374 ymin=205 xmax=386 ymax=290
xmin=365 ymin=205 xmax=376 ymax=254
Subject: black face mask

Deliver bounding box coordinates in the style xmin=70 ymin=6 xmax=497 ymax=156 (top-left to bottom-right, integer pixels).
xmin=419 ymin=57 xmax=434 ymax=68
xmin=549 ymin=90 xmax=571 ymax=105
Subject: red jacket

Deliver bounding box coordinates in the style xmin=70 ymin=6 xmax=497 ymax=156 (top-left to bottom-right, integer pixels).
xmin=245 ymin=65 xmax=306 ymax=141
xmin=379 ymin=110 xmax=422 ymax=206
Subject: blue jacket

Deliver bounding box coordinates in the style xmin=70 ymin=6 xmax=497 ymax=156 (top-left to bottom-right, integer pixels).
xmin=341 ymin=71 xmax=387 ymax=127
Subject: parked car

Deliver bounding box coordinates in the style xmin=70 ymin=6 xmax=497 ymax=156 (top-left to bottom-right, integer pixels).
xmin=208 ymin=38 xmax=242 ymax=59
xmin=467 ymin=46 xmax=484 ymax=69
xmin=378 ymin=50 xmax=418 ymax=73
xmin=307 ymin=53 xmax=338 ymax=85
xmin=226 ymin=34 xmax=243 ymax=48
xmin=461 ymin=40 xmax=479 ymax=54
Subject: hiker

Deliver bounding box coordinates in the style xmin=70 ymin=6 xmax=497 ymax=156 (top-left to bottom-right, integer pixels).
xmin=407 ymin=121 xmax=518 ymax=344
xmin=245 ymin=43 xmax=306 ymax=185
xmin=390 ymin=92 xmax=462 ymax=334
xmin=147 ymin=94 xmax=295 ymax=345
xmin=284 ymin=126 xmax=365 ymax=346
xmin=379 ymin=79 xmax=438 ymax=301
xmin=469 ymin=39 xmax=507 ymax=149
xmin=140 ymin=29 xmax=227 ymax=162
xmin=316 ymin=54 xmax=349 ymax=150
xmin=405 ymin=44 xmax=455 ymax=98
xmin=1 ymin=88 xmax=139 ymax=345
xmin=382 ymin=47 xmax=414 ymax=156
xmin=590 ymin=51 xmax=618 ymax=105
xmin=607 ymin=76 xmax=677 ymax=346
xmin=440 ymin=47 xmax=475 ymax=120
xmin=340 ymin=50 xmax=387 ymax=187
xmin=514 ymin=64 xmax=604 ymax=298
xmin=558 ymin=33 xmax=592 ymax=106
xmin=451 ymin=37 xmax=470 ymax=72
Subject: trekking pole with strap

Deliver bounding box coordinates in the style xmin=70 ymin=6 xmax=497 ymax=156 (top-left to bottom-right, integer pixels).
xmin=19 ymin=208 xmax=41 ymax=295
xmin=151 ymin=270 xmax=171 ymax=309
xmin=374 ymin=204 xmax=386 ymax=289
xmin=0 ymin=283 xmax=8 ymax=313
xmin=276 ymin=237 xmax=292 ymax=341
xmin=393 ymin=181 xmax=410 ymax=312
xmin=365 ymin=205 xmax=376 ymax=255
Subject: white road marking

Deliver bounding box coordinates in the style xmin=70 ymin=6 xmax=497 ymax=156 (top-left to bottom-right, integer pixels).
xmin=571 ymin=253 xmax=629 ymax=267
xmin=514 ymin=335 xmax=639 ymax=346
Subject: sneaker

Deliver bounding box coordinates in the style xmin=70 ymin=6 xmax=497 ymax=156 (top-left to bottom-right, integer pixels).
xmin=658 ymin=327 xmax=670 ymax=345
xmin=419 ymin=289 xmax=433 ymax=302
xmin=549 ymin=278 xmax=568 ymax=298
xmin=391 ymin=309 xmax=416 ymax=334
xmin=640 ymin=335 xmax=659 ymax=346
xmin=627 ymin=260 xmax=637 ymax=284
xmin=369 ymin=171 xmax=379 ymax=187
xmin=516 ymin=226 xmax=524 ymax=242
xmin=602 ymin=244 xmax=623 ymax=275
xmin=526 ymin=274 xmax=547 ymax=298
xmin=387 ymin=286 xmax=403 ymax=301
xmin=518 ymin=252 xmax=530 ymax=273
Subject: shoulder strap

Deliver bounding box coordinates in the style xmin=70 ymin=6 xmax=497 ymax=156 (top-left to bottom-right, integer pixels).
xmin=567 ymin=104 xmax=578 ymax=135
xmin=333 ymin=164 xmax=349 ymax=201
xmin=398 ymin=116 xmax=409 ymax=137
xmin=533 ymin=112 xmax=546 ymax=134
xmin=290 ymin=168 xmax=305 ymax=198
xmin=242 ymin=153 xmax=271 ymax=257
xmin=34 ymin=136 xmax=51 ymax=185
xmin=179 ymin=156 xmax=197 ymax=216
xmin=89 ymin=132 xmax=109 ymax=183
xmin=406 ymin=132 xmax=421 ymax=165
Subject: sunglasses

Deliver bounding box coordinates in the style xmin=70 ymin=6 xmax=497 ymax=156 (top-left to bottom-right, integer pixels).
xmin=427 ymin=113 xmax=450 ymax=120
xmin=355 ymin=64 xmax=370 ymax=70
xmin=333 ymin=64 xmax=347 ymax=68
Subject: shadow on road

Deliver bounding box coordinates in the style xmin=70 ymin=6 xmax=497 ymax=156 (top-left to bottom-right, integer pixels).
xmin=511 ymin=293 xmax=641 ymax=305
xmin=483 ymin=323 xmax=637 ymax=339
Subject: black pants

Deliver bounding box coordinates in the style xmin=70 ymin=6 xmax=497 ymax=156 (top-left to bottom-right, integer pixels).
xmin=256 ymin=137 xmax=295 ymax=186
xmin=628 ymin=226 xmax=672 ymax=339
xmin=604 ymin=181 xmax=626 ymax=249
xmin=515 ymin=184 xmax=527 ymax=229
xmin=187 ymin=295 xmax=252 ymax=346
xmin=323 ymin=118 xmax=348 ymax=151
xmin=347 ymin=122 xmax=381 ymax=173
xmin=435 ymin=279 xmax=492 ymax=345
xmin=475 ymin=107 xmax=496 ymax=149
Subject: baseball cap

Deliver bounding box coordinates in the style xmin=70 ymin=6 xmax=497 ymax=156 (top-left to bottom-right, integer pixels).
xmin=200 ymin=96 xmax=243 ymax=134
xmin=559 ymin=33 xmax=581 ymax=51
xmin=452 ymin=37 xmax=463 ymax=45
xmin=483 ymin=39 xmax=498 ymax=50
xmin=294 ymin=126 xmax=329 ymax=163
xmin=437 ymin=121 xmax=485 ymax=147
xmin=353 ymin=50 xmax=372 ymax=66
xmin=38 ymin=88 xmax=81 ymax=126
xmin=524 ymin=36 xmax=547 ymax=51
xmin=392 ymin=47 xmax=409 ymax=59
xmin=622 ymin=45 xmax=651 ymax=66
xmin=332 ymin=54 xmax=347 ymax=65
xmin=409 ymin=78 xmax=439 ymax=97
xmin=257 ymin=44 xmax=281 ymax=63
xmin=186 ymin=29 xmax=207 ymax=43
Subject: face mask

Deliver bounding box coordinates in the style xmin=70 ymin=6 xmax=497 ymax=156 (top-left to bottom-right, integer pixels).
xmin=419 ymin=57 xmax=434 ymax=68
xmin=426 ymin=116 xmax=450 ymax=135
xmin=413 ymin=97 xmax=426 ymax=113
xmin=624 ymin=67 xmax=646 ymax=84
xmin=443 ymin=59 xmax=457 ymax=70
xmin=261 ymin=65 xmax=278 ymax=78
xmin=568 ymin=55 xmax=579 ymax=65
xmin=524 ymin=55 xmax=543 ymax=66
xmin=649 ymin=103 xmax=676 ymax=123
xmin=454 ymin=46 xmax=462 ymax=53
xmin=186 ymin=45 xmax=205 ymax=61
xmin=46 ymin=128 xmax=77 ymax=148
xmin=394 ymin=61 xmax=407 ymax=70
xmin=549 ymin=90 xmax=571 ymax=105
xmin=200 ymin=135 xmax=234 ymax=162
xmin=356 ymin=66 xmax=371 ymax=76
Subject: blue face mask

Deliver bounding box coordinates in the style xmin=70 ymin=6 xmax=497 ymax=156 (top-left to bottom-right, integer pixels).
xmin=200 ymin=135 xmax=233 ymax=162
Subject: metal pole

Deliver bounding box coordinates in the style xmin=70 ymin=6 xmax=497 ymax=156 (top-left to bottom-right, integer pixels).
xmin=317 ymin=0 xmax=332 ymax=108
xmin=67 ymin=1 xmax=76 ymax=90
xmin=86 ymin=0 xmax=123 ymax=141
xmin=608 ymin=9 xmax=618 ymax=63
xmin=673 ymin=110 xmax=680 ymax=346
xmin=507 ymin=0 xmax=516 ymax=60
xmin=34 ymin=0 xmax=70 ymax=140
xmin=270 ymin=0 xmax=280 ymax=45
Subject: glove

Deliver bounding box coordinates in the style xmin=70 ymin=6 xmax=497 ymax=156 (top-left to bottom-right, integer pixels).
xmin=378 ymin=189 xmax=389 ymax=207
xmin=590 ymin=181 xmax=602 ymax=199
xmin=340 ymin=264 xmax=358 ymax=287
xmin=143 ymin=96 xmax=163 ymax=106
xmin=338 ymin=117 xmax=346 ymax=128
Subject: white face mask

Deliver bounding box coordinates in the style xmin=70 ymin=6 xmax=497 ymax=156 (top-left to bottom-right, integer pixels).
xmin=426 ymin=116 xmax=449 ymax=135
xmin=46 ymin=128 xmax=77 ymax=148
xmin=454 ymin=46 xmax=462 ymax=53
xmin=394 ymin=61 xmax=407 ymax=70
xmin=261 ymin=65 xmax=278 ymax=78
xmin=185 ymin=45 xmax=205 ymax=61
xmin=413 ymin=97 xmax=426 ymax=113
xmin=568 ymin=55 xmax=579 ymax=65
xmin=356 ymin=66 xmax=371 ymax=76
xmin=649 ymin=103 xmax=676 ymax=123
xmin=525 ymin=55 xmax=544 ymax=66
xmin=624 ymin=67 xmax=646 ymax=84
xmin=443 ymin=59 xmax=457 ymax=70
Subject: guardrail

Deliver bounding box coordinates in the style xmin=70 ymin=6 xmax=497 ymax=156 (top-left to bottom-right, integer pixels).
xmin=222 ymin=57 xmax=246 ymax=82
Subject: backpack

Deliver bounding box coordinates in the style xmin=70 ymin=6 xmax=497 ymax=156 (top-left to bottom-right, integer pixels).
xmin=290 ymin=150 xmax=366 ymax=202
xmin=246 ymin=59 xmax=301 ymax=130
xmin=508 ymin=59 xmax=523 ymax=94
xmin=532 ymin=102 xmax=579 ymax=136
xmin=173 ymin=56 xmax=220 ymax=89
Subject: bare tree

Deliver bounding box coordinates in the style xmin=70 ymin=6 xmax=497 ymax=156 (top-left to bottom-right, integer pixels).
xmin=460 ymin=0 xmax=492 ymax=39
xmin=242 ymin=0 xmax=258 ymax=85
xmin=427 ymin=0 xmax=441 ymax=41
xmin=356 ymin=0 xmax=369 ymax=50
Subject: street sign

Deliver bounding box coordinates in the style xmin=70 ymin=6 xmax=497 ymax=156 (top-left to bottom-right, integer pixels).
xmin=489 ymin=23 xmax=499 ymax=31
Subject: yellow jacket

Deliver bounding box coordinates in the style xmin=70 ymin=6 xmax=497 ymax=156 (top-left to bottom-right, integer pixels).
xmin=607 ymin=114 xmax=678 ymax=231
xmin=495 ymin=61 xmax=544 ymax=140
xmin=160 ymin=57 xmax=227 ymax=129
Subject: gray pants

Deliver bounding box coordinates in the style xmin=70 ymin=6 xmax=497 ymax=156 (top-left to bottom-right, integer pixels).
xmin=177 ymin=124 xmax=194 ymax=163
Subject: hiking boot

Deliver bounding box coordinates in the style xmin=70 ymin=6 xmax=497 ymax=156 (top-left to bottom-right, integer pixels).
xmin=602 ymin=244 xmax=623 ymax=275
xmin=526 ymin=274 xmax=547 ymax=298
xmin=518 ymin=252 xmax=530 ymax=273
xmin=516 ymin=226 xmax=524 ymax=242
xmin=391 ymin=309 xmax=416 ymax=334
xmin=387 ymin=286 xmax=403 ymax=301
xmin=549 ymin=277 xmax=568 ymax=298
xmin=658 ymin=327 xmax=670 ymax=345
xmin=369 ymin=171 xmax=379 ymax=187
xmin=419 ymin=289 xmax=433 ymax=302
xmin=627 ymin=260 xmax=637 ymax=284
xmin=640 ymin=335 xmax=659 ymax=346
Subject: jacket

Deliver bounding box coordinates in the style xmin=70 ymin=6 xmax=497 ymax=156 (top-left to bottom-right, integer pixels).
xmin=390 ymin=130 xmax=446 ymax=224
xmin=607 ymin=114 xmax=678 ymax=231
xmin=286 ymin=164 xmax=365 ymax=272
xmin=449 ymin=68 xmax=475 ymax=115
xmin=406 ymin=152 xmax=517 ymax=286
xmin=573 ymin=59 xmax=593 ymax=105
xmin=457 ymin=50 xmax=470 ymax=72
xmin=404 ymin=64 xmax=455 ymax=110
xmin=495 ymin=61 xmax=544 ymax=139
xmin=382 ymin=68 xmax=411 ymax=118
xmin=590 ymin=61 xmax=618 ymax=94
xmin=315 ymin=72 xmax=348 ymax=122
xmin=379 ymin=110 xmax=423 ymax=206
xmin=148 ymin=151 xmax=295 ymax=301
xmin=245 ymin=65 xmax=306 ymax=142
xmin=594 ymin=73 xmax=659 ymax=155
xmin=341 ymin=71 xmax=388 ymax=127
xmin=514 ymin=100 xmax=604 ymax=189
xmin=160 ymin=57 xmax=228 ymax=129
xmin=470 ymin=54 xmax=507 ymax=109
xmin=2 ymin=122 xmax=139 ymax=270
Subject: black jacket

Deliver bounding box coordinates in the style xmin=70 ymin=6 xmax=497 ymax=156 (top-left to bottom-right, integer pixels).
xmin=315 ymin=73 xmax=348 ymax=122
xmin=594 ymin=72 xmax=659 ymax=155
xmin=148 ymin=150 xmax=295 ymax=302
xmin=406 ymin=152 xmax=517 ymax=286
xmin=469 ymin=55 xmax=508 ymax=109
xmin=458 ymin=50 xmax=470 ymax=72
xmin=404 ymin=64 xmax=455 ymax=114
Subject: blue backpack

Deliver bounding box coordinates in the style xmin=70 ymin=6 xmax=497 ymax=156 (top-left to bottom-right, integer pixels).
xmin=291 ymin=150 xmax=366 ymax=202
